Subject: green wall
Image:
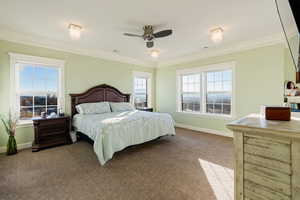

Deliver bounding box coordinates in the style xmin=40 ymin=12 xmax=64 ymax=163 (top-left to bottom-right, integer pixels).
xmin=0 ymin=40 xmax=289 ymax=148
xmin=0 ymin=40 xmax=155 ymax=147
xmin=284 ymin=47 xmax=297 ymax=82
xmin=284 ymin=33 xmax=299 ymax=82
xmin=156 ymin=44 xmax=286 ymax=134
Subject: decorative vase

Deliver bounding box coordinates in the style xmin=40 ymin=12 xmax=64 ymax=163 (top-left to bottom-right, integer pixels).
xmin=7 ymin=135 xmax=17 ymax=155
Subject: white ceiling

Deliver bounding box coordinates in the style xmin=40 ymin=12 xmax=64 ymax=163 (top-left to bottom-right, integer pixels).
xmin=0 ymin=0 xmax=285 ymax=67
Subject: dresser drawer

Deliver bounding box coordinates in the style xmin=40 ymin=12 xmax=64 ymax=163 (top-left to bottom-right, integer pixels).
xmin=244 ymin=135 xmax=291 ymax=163
xmin=244 ymin=180 xmax=290 ymax=200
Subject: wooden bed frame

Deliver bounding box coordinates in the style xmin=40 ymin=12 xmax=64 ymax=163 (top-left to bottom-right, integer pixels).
xmin=69 ymin=84 xmax=131 ymax=143
xmin=70 ymin=84 xmax=130 ymax=118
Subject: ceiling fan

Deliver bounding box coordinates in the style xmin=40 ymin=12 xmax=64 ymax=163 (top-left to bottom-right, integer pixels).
xmin=124 ymin=25 xmax=172 ymax=48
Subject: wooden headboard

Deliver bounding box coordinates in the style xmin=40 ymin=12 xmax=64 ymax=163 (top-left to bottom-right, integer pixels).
xmin=69 ymin=84 xmax=130 ymax=118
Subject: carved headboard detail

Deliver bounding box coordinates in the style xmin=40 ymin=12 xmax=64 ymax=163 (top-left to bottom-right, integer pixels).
xmin=69 ymin=84 xmax=130 ymax=118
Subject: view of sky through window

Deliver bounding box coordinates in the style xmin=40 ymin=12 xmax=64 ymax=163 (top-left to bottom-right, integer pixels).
xmin=18 ymin=64 xmax=59 ymax=119
xmin=206 ymin=70 xmax=232 ymax=115
xmin=19 ymin=64 xmax=59 ymax=93
xmin=179 ymin=68 xmax=232 ymax=115
xmin=181 ymin=74 xmax=201 ymax=112
xmin=134 ymin=77 xmax=147 ymax=108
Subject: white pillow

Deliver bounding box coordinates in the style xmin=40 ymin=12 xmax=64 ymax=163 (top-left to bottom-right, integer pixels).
xmin=109 ymin=102 xmax=135 ymax=112
xmin=76 ymin=102 xmax=111 ymax=114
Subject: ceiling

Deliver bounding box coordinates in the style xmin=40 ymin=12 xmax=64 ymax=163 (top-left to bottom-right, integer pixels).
xmin=0 ymin=0 xmax=285 ymax=67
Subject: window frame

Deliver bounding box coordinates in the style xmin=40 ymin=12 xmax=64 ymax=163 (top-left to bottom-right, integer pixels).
xmin=180 ymin=73 xmax=202 ymax=113
xmin=133 ymin=71 xmax=152 ymax=108
xmin=176 ymin=62 xmax=235 ymax=119
xmin=9 ymin=53 xmax=65 ymax=126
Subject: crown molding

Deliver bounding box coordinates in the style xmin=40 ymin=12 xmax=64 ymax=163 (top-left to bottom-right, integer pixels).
xmin=0 ymin=27 xmax=285 ymax=69
xmin=0 ymin=28 xmax=155 ymax=68
xmin=157 ymin=33 xmax=285 ymax=68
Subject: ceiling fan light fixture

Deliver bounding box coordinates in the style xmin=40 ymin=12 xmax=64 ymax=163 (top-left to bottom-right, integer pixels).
xmin=210 ymin=27 xmax=224 ymax=43
xmin=68 ymin=24 xmax=82 ymax=40
xmin=123 ymin=25 xmax=173 ymax=48
xmin=150 ymin=49 xmax=160 ymax=58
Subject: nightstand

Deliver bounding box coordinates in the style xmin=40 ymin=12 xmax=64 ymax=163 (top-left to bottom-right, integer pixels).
xmin=32 ymin=116 xmax=71 ymax=152
xmin=137 ymin=107 xmax=153 ymax=112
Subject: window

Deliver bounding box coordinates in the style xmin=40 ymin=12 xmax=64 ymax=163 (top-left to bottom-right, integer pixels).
xmin=134 ymin=77 xmax=148 ymax=108
xmin=133 ymin=72 xmax=152 ymax=108
xmin=205 ymin=70 xmax=232 ymax=115
xmin=10 ymin=53 xmax=65 ymax=122
xmin=181 ymin=74 xmax=201 ymax=112
xmin=177 ymin=62 xmax=234 ymax=117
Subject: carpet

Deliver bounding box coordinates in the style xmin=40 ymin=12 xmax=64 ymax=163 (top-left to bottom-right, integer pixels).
xmin=0 ymin=128 xmax=234 ymax=200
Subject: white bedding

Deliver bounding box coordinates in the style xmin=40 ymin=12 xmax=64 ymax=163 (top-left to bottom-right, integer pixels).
xmin=73 ymin=110 xmax=175 ymax=165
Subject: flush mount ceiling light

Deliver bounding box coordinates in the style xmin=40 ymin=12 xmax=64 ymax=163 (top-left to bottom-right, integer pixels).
xmin=68 ymin=24 xmax=82 ymax=40
xmin=150 ymin=49 xmax=160 ymax=58
xmin=210 ymin=27 xmax=224 ymax=43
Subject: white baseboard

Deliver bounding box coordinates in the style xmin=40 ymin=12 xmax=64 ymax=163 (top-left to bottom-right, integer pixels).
xmin=175 ymin=123 xmax=233 ymax=137
xmin=0 ymin=142 xmax=32 ymax=153
xmin=0 ymin=124 xmax=232 ymax=153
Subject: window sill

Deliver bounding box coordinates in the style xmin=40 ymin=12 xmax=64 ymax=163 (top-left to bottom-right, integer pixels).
xmin=17 ymin=120 xmax=33 ymax=128
xmin=176 ymin=111 xmax=235 ymax=120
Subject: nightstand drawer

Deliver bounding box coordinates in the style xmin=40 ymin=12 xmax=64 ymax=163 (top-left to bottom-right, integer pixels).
xmin=38 ymin=124 xmax=66 ymax=135
xmin=39 ymin=134 xmax=67 ymax=144
xmin=39 ymin=130 xmax=66 ymax=137
xmin=36 ymin=118 xmax=67 ymax=125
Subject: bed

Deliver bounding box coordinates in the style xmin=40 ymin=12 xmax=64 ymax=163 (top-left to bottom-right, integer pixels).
xmin=70 ymin=84 xmax=175 ymax=165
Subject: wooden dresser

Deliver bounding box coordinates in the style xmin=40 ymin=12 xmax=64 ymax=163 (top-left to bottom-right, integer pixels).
xmin=32 ymin=116 xmax=71 ymax=152
xmin=227 ymin=114 xmax=300 ymax=200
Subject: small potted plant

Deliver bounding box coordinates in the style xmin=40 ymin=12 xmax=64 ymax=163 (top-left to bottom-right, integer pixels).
xmin=0 ymin=112 xmax=18 ymax=155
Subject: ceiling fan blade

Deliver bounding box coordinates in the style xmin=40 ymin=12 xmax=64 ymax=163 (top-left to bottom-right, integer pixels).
xmin=123 ymin=33 xmax=142 ymax=37
xmin=146 ymin=41 xmax=154 ymax=48
xmin=153 ymin=29 xmax=172 ymax=38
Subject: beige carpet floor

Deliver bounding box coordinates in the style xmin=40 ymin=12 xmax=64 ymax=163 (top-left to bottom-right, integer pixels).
xmin=0 ymin=128 xmax=234 ymax=200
